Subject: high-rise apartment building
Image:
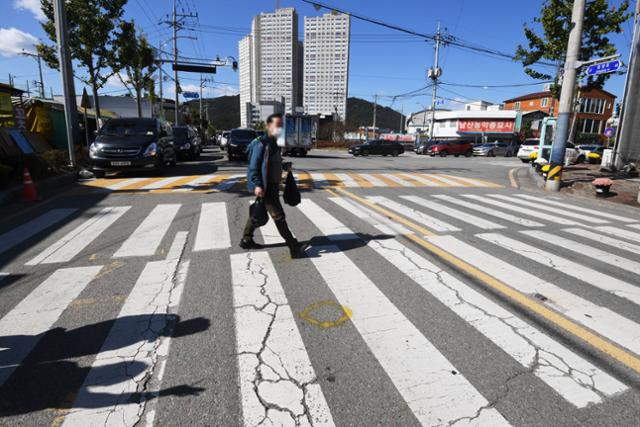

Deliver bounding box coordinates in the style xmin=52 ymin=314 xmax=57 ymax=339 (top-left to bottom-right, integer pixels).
xmin=238 ymin=8 xmax=301 ymax=127
xmin=303 ymin=12 xmax=350 ymax=120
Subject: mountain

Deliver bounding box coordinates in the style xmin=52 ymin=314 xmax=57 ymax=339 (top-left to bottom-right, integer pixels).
xmin=185 ymin=95 xmax=240 ymax=130
xmin=185 ymin=95 xmax=405 ymax=133
xmin=346 ymin=97 xmax=405 ymax=132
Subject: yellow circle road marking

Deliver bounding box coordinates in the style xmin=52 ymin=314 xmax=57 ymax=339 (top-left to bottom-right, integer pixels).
xmin=299 ymin=300 xmax=352 ymax=329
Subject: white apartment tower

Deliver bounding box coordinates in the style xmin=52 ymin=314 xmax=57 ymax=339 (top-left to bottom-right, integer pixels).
xmin=238 ymin=8 xmax=301 ymax=127
xmin=303 ymin=12 xmax=350 ymax=120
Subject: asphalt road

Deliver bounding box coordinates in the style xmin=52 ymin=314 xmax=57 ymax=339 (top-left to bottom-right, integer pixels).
xmin=0 ymin=147 xmax=639 ymax=427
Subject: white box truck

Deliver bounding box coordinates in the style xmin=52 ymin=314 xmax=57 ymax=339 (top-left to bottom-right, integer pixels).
xmin=277 ymin=114 xmax=315 ymax=157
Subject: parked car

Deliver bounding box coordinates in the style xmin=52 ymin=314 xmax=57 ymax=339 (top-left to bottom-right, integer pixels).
xmin=227 ymin=128 xmax=258 ymax=161
xmin=576 ymin=144 xmax=604 ymax=163
xmin=172 ymin=125 xmax=202 ymax=160
xmin=517 ymin=139 xmax=540 ymax=163
xmin=415 ymin=141 xmax=434 ymax=155
xmin=219 ymin=131 xmax=230 ymax=150
xmin=473 ymin=141 xmax=518 ymax=157
xmin=349 ymin=139 xmax=404 ymax=157
xmin=427 ymin=140 xmax=473 ymax=157
xmin=530 ymin=141 xmax=580 ymax=165
xmin=89 ymin=117 xmax=176 ymax=178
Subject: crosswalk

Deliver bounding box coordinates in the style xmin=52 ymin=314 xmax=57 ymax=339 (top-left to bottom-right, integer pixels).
xmin=81 ymin=171 xmax=502 ymax=194
xmin=1 ymin=190 xmax=639 ymax=425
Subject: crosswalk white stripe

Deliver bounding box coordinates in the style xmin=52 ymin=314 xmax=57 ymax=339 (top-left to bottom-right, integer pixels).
xmin=428 ymin=235 xmax=640 ymax=356
xmin=334 ymin=173 xmax=360 ymax=187
xmin=26 ymin=206 xmax=130 ymax=265
xmin=310 ymin=173 xmax=329 ymax=188
xmin=401 ymin=195 xmax=505 ymax=230
xmin=256 ymin=218 xmax=282 ymax=245
xmin=594 ymin=225 xmax=640 ymax=243
xmin=463 ymin=195 xmax=580 ymax=225
xmin=522 ymin=230 xmax=640 ymax=276
xmin=424 ymin=174 xmax=464 ymax=186
xmin=113 ymin=204 xmax=180 ymax=257
xmin=172 ymin=174 xmax=218 ymax=192
xmin=298 ymin=200 xmax=510 ymax=426
xmin=628 ymin=224 xmax=640 ymax=231
xmin=479 ymin=233 xmax=640 ymax=307
xmin=140 ymin=175 xmax=186 ymax=190
xmin=438 ymin=174 xmax=488 ymax=187
xmin=0 ymin=266 xmax=102 ymax=387
xmin=398 ymin=173 xmax=437 ymax=186
xmin=357 ymin=173 xmax=387 ymax=187
xmin=373 ymin=236 xmax=625 ymax=407
xmin=296 ymin=197 xmax=355 ymax=240
xmin=380 ymin=173 xmax=416 ymax=187
xmin=106 ymin=177 xmax=148 ymax=190
xmin=216 ymin=174 xmax=244 ymax=191
xmin=231 ymin=252 xmax=335 ymax=426
xmin=433 ymin=195 xmax=543 ymax=227
xmin=0 ymin=208 xmax=77 ymax=256
xmin=489 ymin=194 xmax=610 ymax=224
xmin=193 ymin=202 xmax=231 ymax=251
xmin=329 ymin=197 xmax=412 ymax=236
xmin=63 ymin=234 xmax=188 ymax=427
xmin=514 ymin=194 xmax=637 ymax=223
xmin=367 ymin=196 xmax=460 ymax=232
xmin=563 ymin=228 xmax=640 ymax=256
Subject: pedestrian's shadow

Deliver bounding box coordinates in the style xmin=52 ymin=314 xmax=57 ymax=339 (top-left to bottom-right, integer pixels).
xmin=304 ymin=233 xmax=394 ymax=256
xmin=0 ymin=315 xmax=209 ymax=416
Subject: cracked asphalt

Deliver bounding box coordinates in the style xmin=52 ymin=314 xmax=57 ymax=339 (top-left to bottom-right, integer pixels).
xmin=0 ymin=149 xmax=639 ymax=426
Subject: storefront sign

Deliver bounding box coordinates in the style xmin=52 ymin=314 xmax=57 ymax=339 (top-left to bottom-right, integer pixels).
xmin=458 ymin=119 xmax=514 ymax=133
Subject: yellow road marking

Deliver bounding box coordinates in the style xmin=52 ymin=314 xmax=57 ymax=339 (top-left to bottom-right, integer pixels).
xmin=508 ymin=168 xmax=519 ymax=188
xmin=322 ymin=172 xmax=346 ymax=188
xmin=333 ymin=186 xmax=640 ymax=375
xmin=151 ymin=175 xmax=204 ymax=193
xmin=350 ymin=173 xmax=374 ymax=188
xmin=438 ymin=173 xmax=503 ymax=188
xmin=298 ymin=300 xmax=352 ymax=329
xmin=372 ymin=173 xmax=402 ymax=187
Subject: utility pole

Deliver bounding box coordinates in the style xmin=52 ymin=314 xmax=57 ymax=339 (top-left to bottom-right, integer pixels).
xmin=612 ymin=0 xmax=640 ymax=169
xmin=21 ymin=50 xmax=45 ymax=98
xmin=53 ymin=0 xmax=79 ymax=167
xmin=199 ymin=74 xmax=204 ymax=127
xmin=546 ymin=0 xmax=585 ymax=191
xmin=173 ymin=0 xmax=179 ymax=125
xmin=399 ymin=106 xmax=404 ymax=133
xmin=371 ymin=94 xmax=378 ymax=140
xmin=428 ymin=22 xmax=442 ymax=141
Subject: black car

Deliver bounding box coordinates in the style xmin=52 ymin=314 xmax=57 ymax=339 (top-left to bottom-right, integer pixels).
xmin=172 ymin=125 xmax=202 ymax=159
xmin=227 ymin=128 xmax=258 ymax=161
xmin=349 ymin=139 xmax=404 ymax=157
xmin=89 ymin=118 xmax=176 ymax=177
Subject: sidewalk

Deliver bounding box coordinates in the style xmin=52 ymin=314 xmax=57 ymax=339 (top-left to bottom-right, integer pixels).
xmin=518 ymin=163 xmax=640 ymax=208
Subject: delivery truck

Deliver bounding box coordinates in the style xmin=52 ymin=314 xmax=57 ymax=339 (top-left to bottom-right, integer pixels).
xmin=278 ymin=113 xmax=316 ymax=157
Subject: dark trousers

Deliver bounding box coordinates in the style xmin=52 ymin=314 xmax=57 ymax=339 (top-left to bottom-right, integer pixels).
xmin=242 ymin=183 xmax=295 ymax=244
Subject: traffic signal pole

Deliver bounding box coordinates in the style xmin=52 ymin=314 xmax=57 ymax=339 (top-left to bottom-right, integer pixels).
xmin=546 ymin=0 xmax=586 ymax=191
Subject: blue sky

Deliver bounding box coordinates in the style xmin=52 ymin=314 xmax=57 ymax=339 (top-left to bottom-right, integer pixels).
xmin=0 ymin=0 xmax=635 ymax=114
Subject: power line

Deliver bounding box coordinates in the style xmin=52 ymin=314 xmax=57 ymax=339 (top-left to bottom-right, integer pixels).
xmin=441 ymin=80 xmax=553 ymax=88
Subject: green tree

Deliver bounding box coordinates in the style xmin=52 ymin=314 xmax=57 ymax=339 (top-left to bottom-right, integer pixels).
xmin=515 ymin=0 xmax=631 ymax=98
xmin=37 ymin=0 xmax=128 ymax=123
xmin=113 ymin=21 xmax=157 ymax=118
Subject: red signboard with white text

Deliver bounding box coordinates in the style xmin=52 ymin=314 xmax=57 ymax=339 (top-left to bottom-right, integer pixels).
xmin=457 ymin=119 xmax=514 ymax=134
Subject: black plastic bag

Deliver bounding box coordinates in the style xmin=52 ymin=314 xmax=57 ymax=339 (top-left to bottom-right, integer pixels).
xmin=249 ymin=197 xmax=269 ymax=227
xmin=283 ymin=171 xmax=301 ymax=206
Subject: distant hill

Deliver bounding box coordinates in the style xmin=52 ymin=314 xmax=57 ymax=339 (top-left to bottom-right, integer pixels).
xmin=185 ymin=95 xmax=240 ymax=130
xmin=185 ymin=94 xmax=405 ymax=133
xmin=346 ymin=97 xmax=405 ymax=132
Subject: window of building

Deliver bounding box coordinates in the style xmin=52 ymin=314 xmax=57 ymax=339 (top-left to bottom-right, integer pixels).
xmin=514 ymin=101 xmax=521 ymax=110
xmin=541 ymin=98 xmax=548 ymax=107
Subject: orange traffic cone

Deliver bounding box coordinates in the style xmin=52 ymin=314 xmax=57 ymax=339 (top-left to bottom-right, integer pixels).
xmin=22 ymin=168 xmax=39 ymax=202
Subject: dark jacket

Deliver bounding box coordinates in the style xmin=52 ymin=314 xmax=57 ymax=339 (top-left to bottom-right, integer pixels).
xmin=246 ymin=135 xmax=272 ymax=192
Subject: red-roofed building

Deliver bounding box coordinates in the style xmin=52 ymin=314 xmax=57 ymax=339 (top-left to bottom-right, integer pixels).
xmin=504 ymin=88 xmax=616 ymax=141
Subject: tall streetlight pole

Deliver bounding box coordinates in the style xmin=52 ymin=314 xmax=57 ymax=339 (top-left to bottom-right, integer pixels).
xmin=173 ymin=0 xmax=179 ymax=125
xmin=546 ymin=0 xmax=586 ymax=191
xmin=53 ymin=0 xmax=79 ymax=167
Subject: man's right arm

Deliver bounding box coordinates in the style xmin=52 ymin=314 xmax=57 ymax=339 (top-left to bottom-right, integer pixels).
xmin=247 ymin=140 xmax=265 ymax=195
